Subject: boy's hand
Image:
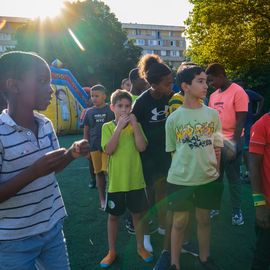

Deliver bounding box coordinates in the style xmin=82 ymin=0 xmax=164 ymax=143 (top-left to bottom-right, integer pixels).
xmin=69 ymin=139 xmax=90 ymax=158
xmin=256 ymin=205 xmax=270 ymax=229
xmin=32 ymin=148 xmax=67 ymax=178
xmin=117 ymin=114 xmax=130 ymax=130
xmin=129 ymin=113 xmax=138 ymax=127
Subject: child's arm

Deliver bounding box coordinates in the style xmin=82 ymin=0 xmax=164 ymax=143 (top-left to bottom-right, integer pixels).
xmin=83 ymin=125 xmax=90 ymax=141
xmin=129 ymin=113 xmax=147 ymax=152
xmin=214 ymin=147 xmax=221 ymax=173
xmin=104 ymin=116 xmax=129 ymax=155
xmin=0 ymin=140 xmax=89 ymax=203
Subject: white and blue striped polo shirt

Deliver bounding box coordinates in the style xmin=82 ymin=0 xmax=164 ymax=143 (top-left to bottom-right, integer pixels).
xmin=0 ymin=110 xmax=67 ymax=241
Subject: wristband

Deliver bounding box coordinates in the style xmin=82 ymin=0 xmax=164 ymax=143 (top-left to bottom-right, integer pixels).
xmin=252 ymin=193 xmax=267 ymax=207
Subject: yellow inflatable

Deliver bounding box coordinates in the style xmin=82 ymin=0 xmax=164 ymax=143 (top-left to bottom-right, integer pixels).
xmin=41 ymin=61 xmax=89 ymax=135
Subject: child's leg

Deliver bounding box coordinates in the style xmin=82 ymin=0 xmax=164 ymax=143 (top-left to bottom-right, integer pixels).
xmin=196 ymin=208 xmax=211 ymax=261
xmin=107 ymin=214 xmax=119 ymax=252
xmin=171 ymin=211 xmax=189 ymax=269
xmin=155 ymin=177 xmax=167 ymax=230
xmin=100 ymin=214 xmax=119 ymax=268
xmin=96 ymin=172 xmax=106 ymax=208
xmin=131 ymin=212 xmax=144 ymax=250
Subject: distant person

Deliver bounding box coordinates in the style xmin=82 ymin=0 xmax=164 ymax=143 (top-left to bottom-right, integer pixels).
xmin=129 ymin=67 xmax=150 ymax=102
xmin=100 ymin=89 xmax=153 ymax=268
xmin=207 ymin=63 xmax=248 ymax=225
xmin=242 ymin=88 xmax=264 ymax=180
xmin=83 ymin=84 xmax=114 ymax=209
xmin=166 ymin=66 xmax=223 ymax=270
xmin=249 ymin=112 xmax=270 ymax=270
xmin=0 ymin=51 xmax=89 ymax=269
xmin=132 ymin=54 xmax=174 ymax=253
xmin=121 ymin=78 xmax=131 ymax=92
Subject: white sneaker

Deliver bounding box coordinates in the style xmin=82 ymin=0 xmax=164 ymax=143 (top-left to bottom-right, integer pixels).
xmin=157 ymin=227 xmax=166 ymax=236
xmin=144 ymin=235 xmax=153 ymax=253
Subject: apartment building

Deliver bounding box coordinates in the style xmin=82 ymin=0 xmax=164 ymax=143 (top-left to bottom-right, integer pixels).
xmin=122 ymin=23 xmax=186 ymax=69
xmin=0 ymin=16 xmax=30 ymax=54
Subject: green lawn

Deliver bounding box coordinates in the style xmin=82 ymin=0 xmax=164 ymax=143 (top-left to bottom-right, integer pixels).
xmin=58 ymin=135 xmax=256 ymax=270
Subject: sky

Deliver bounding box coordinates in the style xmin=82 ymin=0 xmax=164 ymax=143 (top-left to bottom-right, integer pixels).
xmin=0 ymin=0 xmax=193 ymax=26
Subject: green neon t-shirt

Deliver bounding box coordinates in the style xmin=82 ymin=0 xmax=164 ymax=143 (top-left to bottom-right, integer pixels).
xmin=101 ymin=121 xmax=146 ymax=192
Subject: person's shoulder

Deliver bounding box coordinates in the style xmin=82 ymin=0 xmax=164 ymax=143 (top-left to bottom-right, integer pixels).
xmin=254 ymin=113 xmax=270 ymax=127
xmin=102 ymin=120 xmax=114 ymax=129
xmin=230 ymin=83 xmax=245 ymax=93
xmin=34 ymin=112 xmax=53 ymax=125
xmin=169 ymin=92 xmax=184 ymax=104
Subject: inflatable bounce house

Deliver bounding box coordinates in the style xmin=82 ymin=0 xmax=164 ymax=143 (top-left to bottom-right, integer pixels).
xmin=42 ymin=59 xmax=90 ymax=135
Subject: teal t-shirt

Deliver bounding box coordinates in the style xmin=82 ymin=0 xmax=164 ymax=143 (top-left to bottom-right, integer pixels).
xmin=101 ymin=121 xmax=146 ymax=192
xmin=166 ymin=105 xmax=223 ymax=186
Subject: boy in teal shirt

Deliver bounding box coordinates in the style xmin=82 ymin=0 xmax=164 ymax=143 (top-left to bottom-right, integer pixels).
xmin=166 ymin=66 xmax=223 ymax=270
xmin=100 ymin=89 xmax=153 ymax=268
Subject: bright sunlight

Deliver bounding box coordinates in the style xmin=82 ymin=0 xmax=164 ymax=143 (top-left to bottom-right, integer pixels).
xmin=1 ymin=0 xmax=68 ymax=19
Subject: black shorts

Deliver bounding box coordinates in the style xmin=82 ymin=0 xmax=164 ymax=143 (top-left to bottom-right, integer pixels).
xmin=105 ymin=188 xmax=148 ymax=216
xmin=167 ymin=180 xmax=223 ymax=212
xmin=142 ymin=157 xmax=171 ymax=187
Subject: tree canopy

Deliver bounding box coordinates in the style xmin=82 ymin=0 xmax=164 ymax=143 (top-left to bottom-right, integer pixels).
xmin=186 ymin=0 xmax=270 ymax=96
xmin=15 ymin=0 xmax=142 ymax=91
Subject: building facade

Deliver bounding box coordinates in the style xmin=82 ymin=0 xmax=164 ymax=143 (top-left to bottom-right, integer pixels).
xmin=122 ymin=23 xmax=186 ymax=69
xmin=0 ymin=16 xmax=30 ymax=55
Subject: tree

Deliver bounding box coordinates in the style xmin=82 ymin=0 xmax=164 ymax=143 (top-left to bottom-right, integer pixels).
xmin=186 ymin=0 xmax=270 ymax=105
xmin=15 ymin=0 xmax=142 ymax=91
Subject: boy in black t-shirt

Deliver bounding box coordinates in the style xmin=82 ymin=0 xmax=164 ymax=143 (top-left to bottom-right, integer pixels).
xmin=83 ymin=84 xmax=114 ymax=209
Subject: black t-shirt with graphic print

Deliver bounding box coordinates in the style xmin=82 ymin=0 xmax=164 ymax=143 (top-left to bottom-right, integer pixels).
xmin=132 ymin=89 xmax=172 ymax=183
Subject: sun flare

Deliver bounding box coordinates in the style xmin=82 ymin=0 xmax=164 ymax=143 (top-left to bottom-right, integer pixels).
xmin=6 ymin=0 xmax=66 ymax=20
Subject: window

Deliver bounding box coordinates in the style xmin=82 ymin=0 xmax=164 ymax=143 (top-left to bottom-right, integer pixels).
xmin=158 ymin=40 xmax=163 ymax=46
xmin=170 ymin=40 xmax=176 ymax=46
xmin=161 ymin=50 xmax=166 ymax=56
xmin=135 ymin=29 xmax=141 ymax=35
xmin=170 ymin=50 xmax=180 ymax=57
xmin=149 ymin=40 xmax=158 ymax=46
xmin=144 ymin=49 xmax=154 ymax=54
xmin=0 ymin=33 xmax=11 ymax=41
xmin=135 ymin=39 xmax=145 ymax=46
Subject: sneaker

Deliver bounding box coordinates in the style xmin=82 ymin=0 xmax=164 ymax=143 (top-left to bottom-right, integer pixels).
xmin=138 ymin=247 xmax=154 ymax=263
xmin=125 ymin=219 xmax=135 ymax=235
xmin=210 ymin=210 xmax=220 ymax=219
xmin=232 ymin=210 xmax=244 ymax=226
xmin=157 ymin=227 xmax=166 ymax=236
xmin=100 ymin=250 xmax=117 ymax=268
xmin=198 ymin=257 xmax=222 ymax=270
xmin=153 ymin=250 xmax=171 ymax=270
xmin=181 ymin=241 xmax=199 ymax=257
xmin=144 ymin=235 xmax=153 ymax=253
xmin=88 ymin=179 xmax=96 ymax=188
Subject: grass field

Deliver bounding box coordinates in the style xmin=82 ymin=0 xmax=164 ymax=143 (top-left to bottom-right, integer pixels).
xmin=58 ymin=135 xmax=256 ymax=270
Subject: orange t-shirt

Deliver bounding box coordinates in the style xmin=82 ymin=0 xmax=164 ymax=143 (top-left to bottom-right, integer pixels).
xmin=249 ymin=113 xmax=270 ymax=205
xmin=209 ymin=83 xmax=248 ymax=140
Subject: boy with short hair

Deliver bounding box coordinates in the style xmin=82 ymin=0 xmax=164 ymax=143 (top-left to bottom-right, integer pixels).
xmin=83 ymin=84 xmax=114 ymax=209
xmin=249 ymin=112 xmax=270 ymax=269
xmin=206 ymin=63 xmax=248 ymax=225
xmin=166 ymin=66 xmax=223 ymax=270
xmin=100 ymin=89 xmax=153 ymax=268
xmin=0 ymin=51 xmax=89 ymax=269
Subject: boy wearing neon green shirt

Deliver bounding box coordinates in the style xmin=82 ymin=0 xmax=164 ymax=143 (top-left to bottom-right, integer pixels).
xmin=100 ymin=89 xmax=153 ymax=268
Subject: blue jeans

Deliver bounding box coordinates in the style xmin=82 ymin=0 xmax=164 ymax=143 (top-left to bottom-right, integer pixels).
xmin=0 ymin=221 xmax=70 ymax=270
